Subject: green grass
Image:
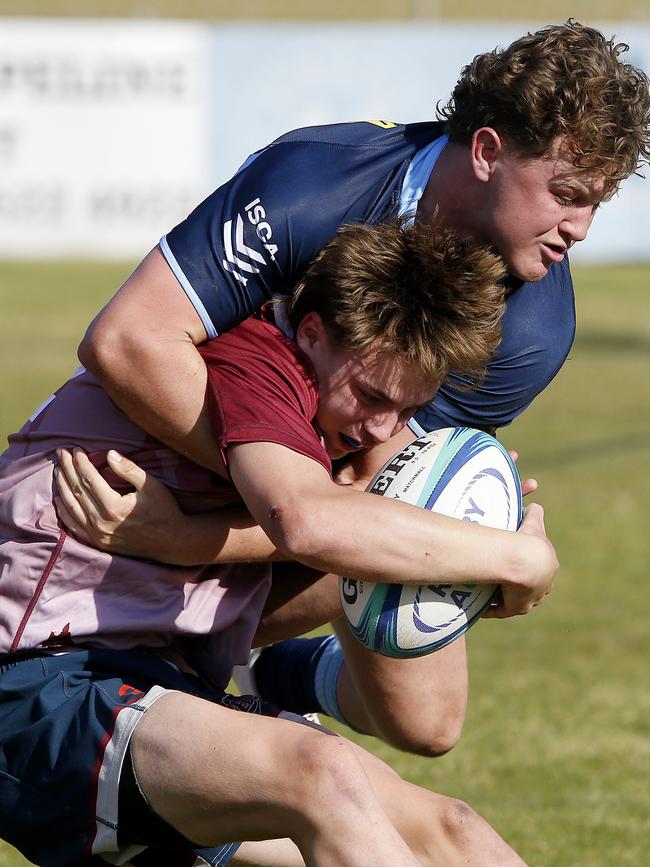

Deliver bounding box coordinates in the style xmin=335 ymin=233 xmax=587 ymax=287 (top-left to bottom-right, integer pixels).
xmin=0 ymin=260 xmax=134 ymax=444
xmin=1 ymin=262 xmax=649 ymax=866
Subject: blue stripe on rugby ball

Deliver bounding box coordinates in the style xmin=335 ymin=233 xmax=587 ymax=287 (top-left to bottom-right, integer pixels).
xmin=418 ymin=429 xmax=497 ymax=510
xmin=374 ymin=584 xmax=404 ymax=657
xmin=420 ymin=430 xmax=522 ymax=527
xmin=343 ymin=581 xmax=391 ymax=649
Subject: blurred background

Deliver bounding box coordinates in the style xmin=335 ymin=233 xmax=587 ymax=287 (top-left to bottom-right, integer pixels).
xmin=1 ymin=3 xmax=649 ymax=866
xmin=1 ymin=5 xmax=649 ymax=260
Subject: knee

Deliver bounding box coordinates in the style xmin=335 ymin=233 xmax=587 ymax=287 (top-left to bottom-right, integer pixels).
xmin=415 ymin=794 xmax=524 ymax=866
xmin=438 ymin=797 xmax=520 ymax=863
xmin=439 ymin=796 xmax=479 ymax=837
xmin=291 ymin=731 xmax=371 ymax=810
xmin=374 ymin=705 xmax=465 ymax=758
xmin=419 ymin=795 xmax=483 ymax=852
xmin=422 ymin=709 xmax=465 ymax=757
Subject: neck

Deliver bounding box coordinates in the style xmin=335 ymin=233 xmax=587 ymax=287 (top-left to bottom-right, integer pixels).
xmin=417 ymin=141 xmax=485 ymax=242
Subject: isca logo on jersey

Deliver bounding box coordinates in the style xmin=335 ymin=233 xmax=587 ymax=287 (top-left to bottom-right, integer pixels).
xmin=222 ymin=197 xmax=279 ymax=285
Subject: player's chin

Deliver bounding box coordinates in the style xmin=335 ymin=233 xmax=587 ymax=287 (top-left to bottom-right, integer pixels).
xmin=504 ymin=247 xmax=551 ymax=283
xmin=511 ymin=258 xmax=549 ymax=283
xmin=322 ymin=437 xmax=349 ymax=460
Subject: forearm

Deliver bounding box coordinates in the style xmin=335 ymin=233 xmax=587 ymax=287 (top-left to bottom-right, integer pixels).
xmin=168 ymin=508 xmax=284 ymax=566
xmin=312 ymin=431 xmax=525 ymax=590
xmin=286 ymin=489 xmax=540 ymax=589
xmin=54 ymin=448 xmax=283 ymax=566
xmin=233 ymin=443 xmax=556 ymax=598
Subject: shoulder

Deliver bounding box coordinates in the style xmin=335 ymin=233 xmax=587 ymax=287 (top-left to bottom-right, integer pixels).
xmin=162 ymin=120 xmax=447 ymax=336
xmin=268 ymin=119 xmax=446 ymax=153
xmin=201 ymin=316 xmax=330 ymax=474
xmin=201 ymin=315 xmax=319 ymax=418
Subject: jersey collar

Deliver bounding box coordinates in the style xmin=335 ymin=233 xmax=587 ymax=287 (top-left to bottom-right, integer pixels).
xmin=398 ymin=134 xmax=449 ymax=227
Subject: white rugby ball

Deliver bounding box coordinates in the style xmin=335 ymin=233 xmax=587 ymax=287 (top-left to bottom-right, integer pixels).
xmin=340 ymin=427 xmax=522 ymax=658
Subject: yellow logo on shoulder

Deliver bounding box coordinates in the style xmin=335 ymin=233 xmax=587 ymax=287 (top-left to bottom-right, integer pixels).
xmin=366 ymin=120 xmax=398 ymax=129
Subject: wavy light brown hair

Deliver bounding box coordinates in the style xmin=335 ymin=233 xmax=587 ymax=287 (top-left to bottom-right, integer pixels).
xmin=286 ymin=221 xmax=506 ymax=388
xmin=438 ymin=20 xmax=650 ymax=187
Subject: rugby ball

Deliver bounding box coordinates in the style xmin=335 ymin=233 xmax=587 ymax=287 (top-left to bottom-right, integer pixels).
xmin=340 ymin=428 xmax=522 ymax=658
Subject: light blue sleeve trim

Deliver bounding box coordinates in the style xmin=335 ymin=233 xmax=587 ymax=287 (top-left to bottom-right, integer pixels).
xmin=398 ymin=134 xmax=449 ymax=227
xmin=235 ymin=150 xmax=261 ymax=175
xmin=407 ymin=416 xmax=427 ymax=437
xmin=28 ymin=365 xmax=86 ymax=422
xmin=270 ymin=295 xmax=294 ymax=338
xmin=159 ymin=235 xmax=218 ymax=339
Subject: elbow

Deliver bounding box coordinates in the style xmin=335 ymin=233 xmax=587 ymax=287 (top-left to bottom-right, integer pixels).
xmin=78 ymin=317 xmax=140 ymax=386
xmin=78 ymin=319 xmax=115 ymax=380
xmin=266 ymin=504 xmax=329 ymax=566
xmin=77 ymin=326 xmax=96 ymax=373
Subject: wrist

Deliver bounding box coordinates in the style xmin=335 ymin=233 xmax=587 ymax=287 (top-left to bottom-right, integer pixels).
xmin=502 ymin=533 xmax=549 ymax=590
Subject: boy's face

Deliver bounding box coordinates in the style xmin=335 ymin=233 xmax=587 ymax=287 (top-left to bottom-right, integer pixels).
xmin=297 ymin=313 xmax=435 ymax=460
xmin=473 ymin=137 xmax=608 ymax=283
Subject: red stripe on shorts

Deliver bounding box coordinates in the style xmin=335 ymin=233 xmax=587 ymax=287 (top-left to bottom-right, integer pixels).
xmin=10 ymin=528 xmax=67 ymax=653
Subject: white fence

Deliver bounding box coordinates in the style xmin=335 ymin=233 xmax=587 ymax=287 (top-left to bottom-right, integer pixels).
xmin=1 ymin=18 xmax=648 ymax=262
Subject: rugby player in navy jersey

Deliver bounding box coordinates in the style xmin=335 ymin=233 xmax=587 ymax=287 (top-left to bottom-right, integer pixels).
xmin=61 ymin=21 xmax=649 ymax=757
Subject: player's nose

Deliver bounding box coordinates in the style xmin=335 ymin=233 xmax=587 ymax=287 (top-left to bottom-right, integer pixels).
xmin=363 ymin=411 xmax=400 ymax=444
xmin=560 ymin=204 xmax=594 ymax=244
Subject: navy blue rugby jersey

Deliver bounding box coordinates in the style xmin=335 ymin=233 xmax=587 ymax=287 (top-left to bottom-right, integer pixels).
xmin=162 ymin=120 xmax=576 ymax=433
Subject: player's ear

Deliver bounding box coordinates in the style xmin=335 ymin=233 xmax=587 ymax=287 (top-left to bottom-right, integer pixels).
xmin=471 ymin=128 xmax=503 ymax=183
xmin=296 ymin=311 xmax=327 ymax=351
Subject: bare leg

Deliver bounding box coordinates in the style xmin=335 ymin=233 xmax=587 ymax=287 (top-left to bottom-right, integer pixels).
xmin=348 ymin=740 xmax=526 ymax=867
xmin=234 ymin=839 xmax=304 ymax=866
xmin=131 ymin=692 xmax=525 ymax=867
xmin=131 ymin=692 xmax=421 ymax=867
xmin=334 ymin=616 xmax=468 ymax=756
xmin=252 ymin=566 xmax=468 ymax=756
xmin=331 ymin=425 xmax=469 ymax=755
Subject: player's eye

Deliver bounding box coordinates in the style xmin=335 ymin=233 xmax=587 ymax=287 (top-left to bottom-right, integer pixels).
xmin=358 ymin=388 xmax=381 ymax=404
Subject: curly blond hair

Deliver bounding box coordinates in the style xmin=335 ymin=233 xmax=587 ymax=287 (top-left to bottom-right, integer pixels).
xmin=286 ymin=222 xmax=506 ymax=388
xmin=438 ymin=20 xmax=650 ymax=187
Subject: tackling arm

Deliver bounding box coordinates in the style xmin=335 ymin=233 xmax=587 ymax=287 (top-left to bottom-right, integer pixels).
xmin=228 ymin=440 xmax=557 ymax=617
xmin=78 ymin=247 xmax=220 ymax=471
xmin=55 ymin=437 xmax=556 ymax=614
xmin=54 ymin=447 xmax=282 ymax=564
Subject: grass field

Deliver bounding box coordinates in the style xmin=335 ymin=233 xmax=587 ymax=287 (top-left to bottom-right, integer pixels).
xmin=1 ymin=260 xmax=649 ymax=867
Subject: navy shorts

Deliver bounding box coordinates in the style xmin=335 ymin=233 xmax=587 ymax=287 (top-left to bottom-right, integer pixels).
xmin=0 ymin=648 xmax=281 ymax=867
